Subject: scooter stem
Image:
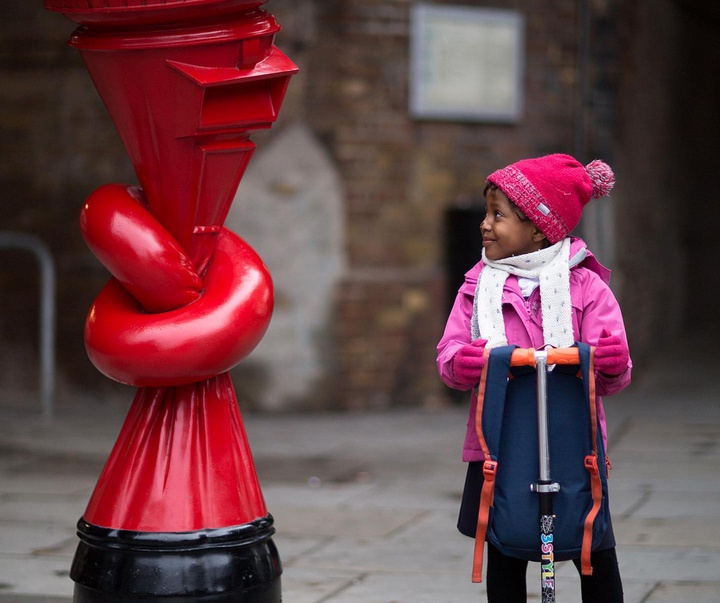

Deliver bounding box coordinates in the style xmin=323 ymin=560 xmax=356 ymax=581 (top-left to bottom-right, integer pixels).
xmin=535 ymin=351 xmax=552 ymax=484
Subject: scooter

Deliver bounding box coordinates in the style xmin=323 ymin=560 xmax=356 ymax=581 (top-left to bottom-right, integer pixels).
xmin=472 ymin=344 xmax=603 ymax=601
xmin=510 ymin=347 xmax=586 ymax=603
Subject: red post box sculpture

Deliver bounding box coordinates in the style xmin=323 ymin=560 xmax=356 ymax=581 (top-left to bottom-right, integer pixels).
xmin=44 ymin=2 xmax=297 ymax=601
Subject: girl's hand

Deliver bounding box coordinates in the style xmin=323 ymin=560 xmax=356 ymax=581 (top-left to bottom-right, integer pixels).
xmin=594 ymin=328 xmax=629 ymax=376
xmin=452 ymin=339 xmax=488 ymax=388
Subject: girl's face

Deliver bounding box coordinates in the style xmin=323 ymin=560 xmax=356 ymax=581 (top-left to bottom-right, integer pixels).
xmin=481 ymin=188 xmax=547 ymax=261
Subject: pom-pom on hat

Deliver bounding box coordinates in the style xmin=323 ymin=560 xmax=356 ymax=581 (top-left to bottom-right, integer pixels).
xmin=486 ymin=153 xmax=615 ymax=244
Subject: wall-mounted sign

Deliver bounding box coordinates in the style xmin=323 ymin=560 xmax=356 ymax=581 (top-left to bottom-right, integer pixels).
xmin=410 ymin=4 xmax=525 ymax=123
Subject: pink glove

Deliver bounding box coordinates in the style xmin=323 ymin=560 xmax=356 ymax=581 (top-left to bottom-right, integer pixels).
xmin=452 ymin=338 xmax=488 ymax=388
xmin=594 ymin=328 xmax=629 ymax=376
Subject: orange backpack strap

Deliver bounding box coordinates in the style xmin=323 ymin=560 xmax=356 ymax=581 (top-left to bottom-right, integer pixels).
xmin=472 ymin=459 xmax=497 ymax=582
xmin=581 ymin=346 xmax=602 ymax=576
xmin=471 ymin=350 xmax=494 ymax=583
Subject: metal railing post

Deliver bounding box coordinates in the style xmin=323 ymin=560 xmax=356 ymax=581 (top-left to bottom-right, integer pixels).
xmin=0 ymin=231 xmax=56 ymax=417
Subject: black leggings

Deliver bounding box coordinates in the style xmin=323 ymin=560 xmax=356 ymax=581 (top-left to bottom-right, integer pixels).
xmin=485 ymin=543 xmax=624 ymax=603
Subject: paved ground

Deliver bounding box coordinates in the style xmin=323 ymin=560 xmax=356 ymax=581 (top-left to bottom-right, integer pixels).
xmin=1 ymin=335 xmax=719 ymax=602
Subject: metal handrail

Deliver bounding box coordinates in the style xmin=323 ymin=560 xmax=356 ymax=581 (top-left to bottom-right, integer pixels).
xmin=0 ymin=232 xmax=56 ymax=417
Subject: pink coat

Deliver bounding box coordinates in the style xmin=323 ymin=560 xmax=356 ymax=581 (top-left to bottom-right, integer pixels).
xmin=436 ymin=238 xmax=631 ymax=462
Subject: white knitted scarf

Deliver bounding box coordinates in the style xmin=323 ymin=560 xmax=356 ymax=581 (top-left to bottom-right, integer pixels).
xmin=471 ymin=238 xmax=574 ymax=348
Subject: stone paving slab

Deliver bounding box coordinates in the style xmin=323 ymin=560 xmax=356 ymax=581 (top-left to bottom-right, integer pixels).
xmin=263 ymin=482 xmax=378 ymax=509
xmin=0 ymin=522 xmax=75 ymax=556
xmin=601 ymin=488 xmax=646 ymax=516
xmin=617 ymin=546 xmax=720 ymax=582
xmin=628 ymin=490 xmax=720 ymax=519
xmin=643 ymin=581 xmax=720 ymax=603
xmin=279 ymin=567 xmax=366 ymax=603
xmin=0 ymin=474 xmax=93 ymax=497
xmin=609 ymin=464 xmax=720 ymax=493
xmin=289 ymin=510 xmax=469 ymax=575
xmin=298 ymin=570 xmax=481 ymax=603
xmin=616 ymin=516 xmax=720 ymax=548
xmin=272 ymin=504 xmax=426 ymax=539
xmin=0 ymin=556 xmax=73 ymax=600
xmin=332 ymin=480 xmax=465 ymax=511
xmin=0 ymin=496 xmax=87 ymax=527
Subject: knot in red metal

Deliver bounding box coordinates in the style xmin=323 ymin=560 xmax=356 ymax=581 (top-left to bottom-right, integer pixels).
xmin=80 ymin=183 xmax=273 ymax=387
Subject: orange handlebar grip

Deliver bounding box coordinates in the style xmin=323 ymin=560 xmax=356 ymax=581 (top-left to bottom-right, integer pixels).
xmin=509 ymin=349 xmax=537 ymax=367
xmin=546 ymin=348 xmax=580 ymax=365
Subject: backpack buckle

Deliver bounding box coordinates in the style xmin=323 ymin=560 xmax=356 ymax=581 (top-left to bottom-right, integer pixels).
xmin=483 ymin=460 xmax=498 ymax=481
xmin=584 ymin=455 xmax=599 ymax=475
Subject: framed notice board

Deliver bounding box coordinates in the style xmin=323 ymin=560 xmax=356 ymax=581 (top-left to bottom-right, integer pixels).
xmin=410 ymin=4 xmax=525 ymax=123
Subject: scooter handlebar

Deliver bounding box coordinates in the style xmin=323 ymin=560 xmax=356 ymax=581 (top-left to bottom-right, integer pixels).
xmin=509 ymin=347 xmax=583 ymax=367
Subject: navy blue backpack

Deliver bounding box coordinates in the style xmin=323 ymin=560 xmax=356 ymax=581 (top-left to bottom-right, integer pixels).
xmin=471 ymin=343 xmax=609 ymax=582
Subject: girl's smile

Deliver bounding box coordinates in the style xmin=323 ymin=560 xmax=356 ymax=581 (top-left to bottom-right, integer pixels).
xmin=481 ymin=188 xmax=547 ymax=260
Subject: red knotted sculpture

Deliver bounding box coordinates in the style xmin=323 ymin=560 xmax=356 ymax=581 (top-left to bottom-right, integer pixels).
xmin=44 ymin=2 xmax=297 ymax=600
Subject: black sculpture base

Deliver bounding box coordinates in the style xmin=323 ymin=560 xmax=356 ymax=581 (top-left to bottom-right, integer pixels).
xmin=71 ymin=515 xmax=281 ymax=602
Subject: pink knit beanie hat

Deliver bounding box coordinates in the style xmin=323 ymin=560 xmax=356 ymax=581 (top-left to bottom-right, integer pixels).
xmin=486 ymin=153 xmax=615 ymax=244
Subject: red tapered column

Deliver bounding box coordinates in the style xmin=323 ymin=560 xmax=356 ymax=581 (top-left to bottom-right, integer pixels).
xmin=44 ymin=2 xmax=297 ymax=600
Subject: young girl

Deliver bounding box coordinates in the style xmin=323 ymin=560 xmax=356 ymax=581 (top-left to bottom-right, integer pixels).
xmin=437 ymin=154 xmax=630 ymax=603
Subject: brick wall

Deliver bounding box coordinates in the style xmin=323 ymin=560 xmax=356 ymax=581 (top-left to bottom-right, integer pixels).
xmin=3 ymin=0 xmax=700 ymax=407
